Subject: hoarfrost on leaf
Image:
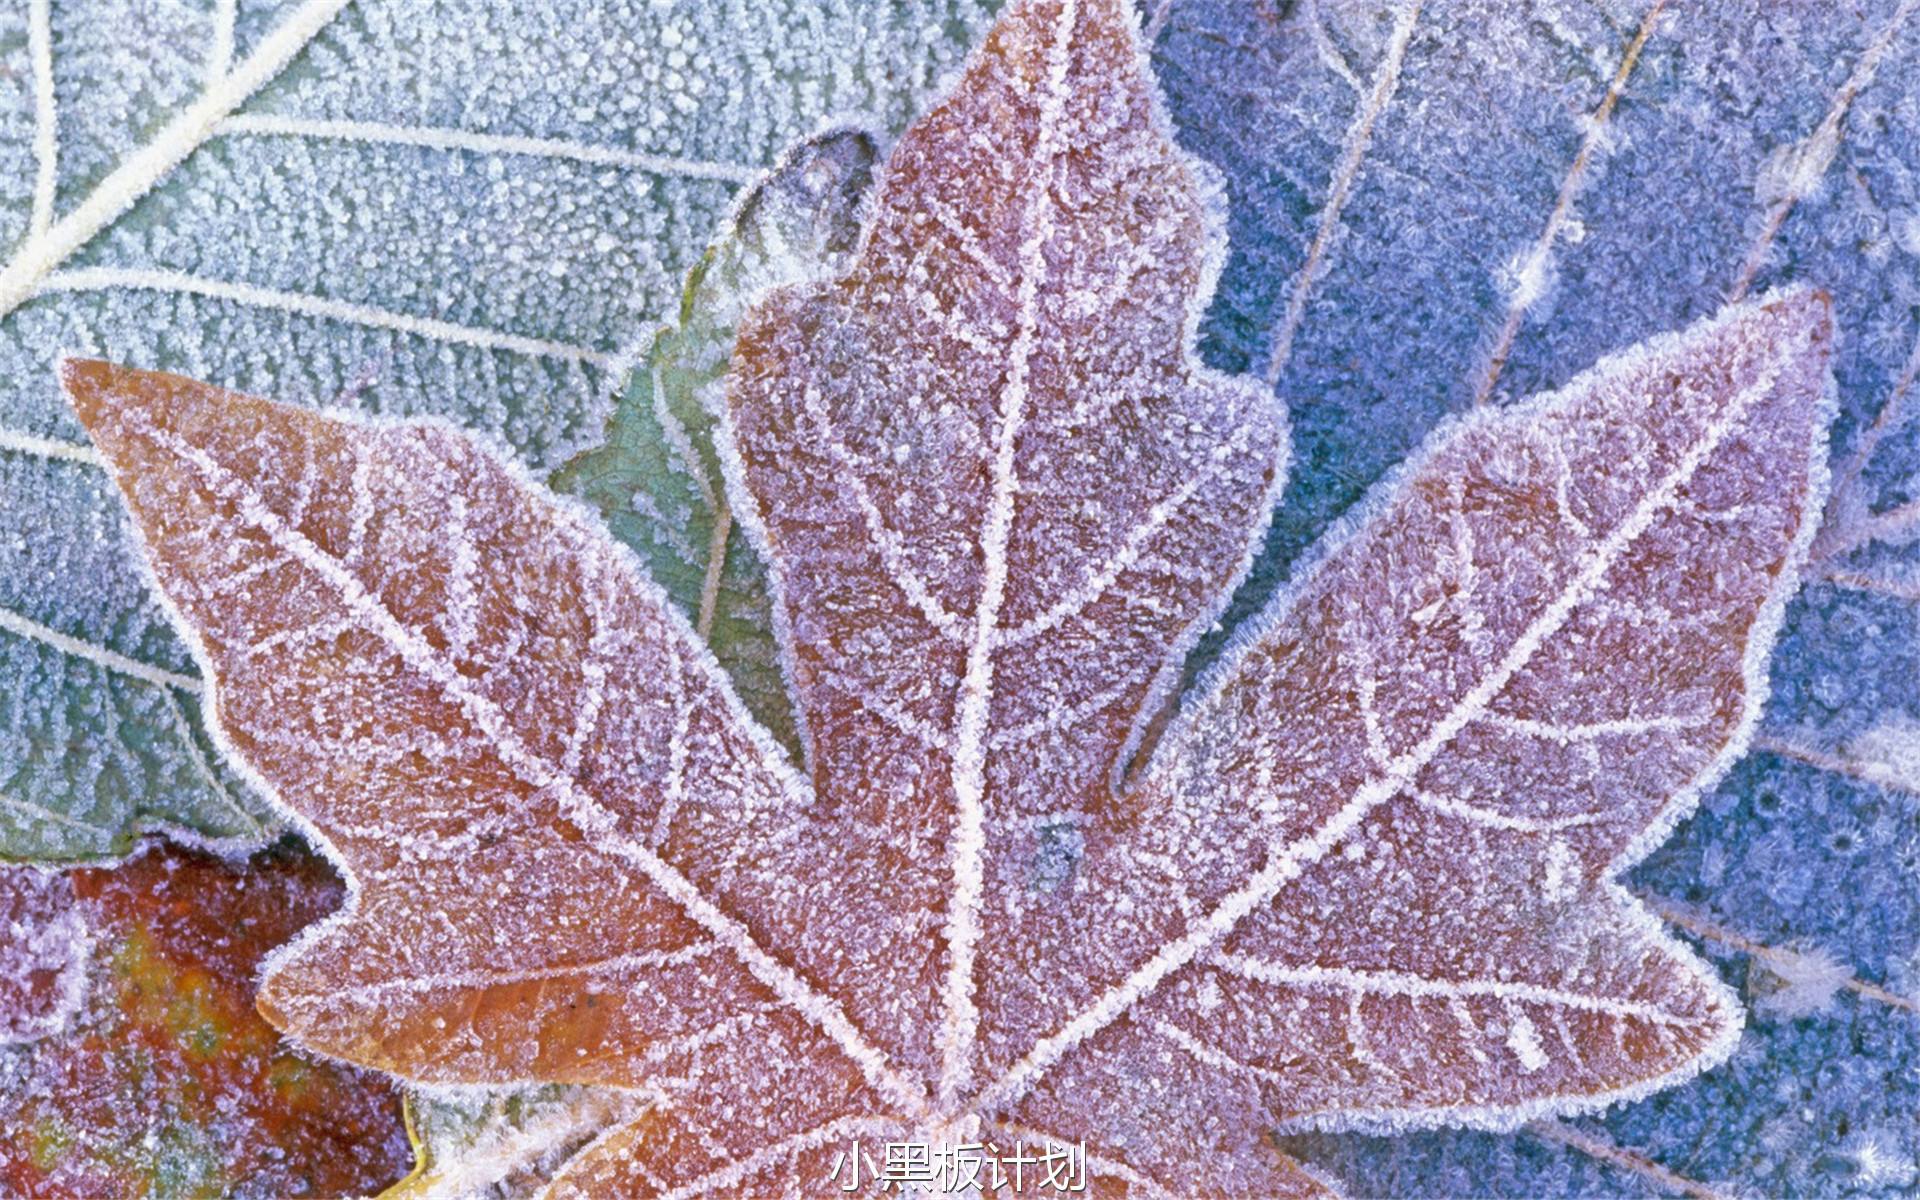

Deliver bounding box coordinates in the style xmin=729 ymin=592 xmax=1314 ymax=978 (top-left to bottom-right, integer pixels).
xmin=391 ymin=1084 xmax=648 ymax=1200
xmin=0 ymin=0 xmax=999 ymax=860
xmin=1748 ymin=942 xmax=1855 ymax=1021
xmin=552 ymin=123 xmax=881 ymax=760
xmin=0 ymin=867 xmax=87 ymax=1045
xmin=0 ymin=843 xmax=410 ymax=1198
xmin=62 ymin=0 xmax=1837 ymax=1193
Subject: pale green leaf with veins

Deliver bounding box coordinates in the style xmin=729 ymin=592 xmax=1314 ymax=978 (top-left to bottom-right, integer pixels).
xmin=551 ymin=126 xmax=878 ymax=763
xmin=0 ymin=0 xmax=996 ymax=860
xmin=387 ymin=1085 xmax=645 ymax=1200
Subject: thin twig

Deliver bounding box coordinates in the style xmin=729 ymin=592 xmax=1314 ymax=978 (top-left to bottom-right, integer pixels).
xmin=1469 ymin=0 xmax=1668 ymax=407
xmin=1729 ymin=0 xmax=1920 ymax=299
xmin=1817 ymin=567 xmax=1920 ymax=604
xmin=1638 ymin=891 xmax=1919 ymax=1014
xmin=1262 ymin=1 xmax=1422 ymax=390
xmin=1528 ymin=1120 xmax=1728 ymax=1200
xmin=1754 ymin=732 xmax=1920 ymax=800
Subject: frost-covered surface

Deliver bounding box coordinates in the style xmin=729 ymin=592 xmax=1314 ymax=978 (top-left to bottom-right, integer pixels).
xmin=0 ymin=842 xmax=410 ymax=1198
xmin=551 ymin=124 xmax=879 ymax=760
xmin=5 ymin=0 xmax=1919 ymax=1195
xmin=58 ymin=1 xmax=1845 ymax=1194
xmin=0 ymin=868 xmax=86 ymax=1045
xmin=393 ymin=1085 xmax=646 ymax=1200
xmin=1155 ymin=0 xmax=1920 ymax=1195
xmin=0 ymin=0 xmax=998 ymax=858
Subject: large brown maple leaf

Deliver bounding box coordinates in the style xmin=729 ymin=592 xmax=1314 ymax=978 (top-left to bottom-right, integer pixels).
xmin=62 ymin=0 xmax=1834 ymax=1195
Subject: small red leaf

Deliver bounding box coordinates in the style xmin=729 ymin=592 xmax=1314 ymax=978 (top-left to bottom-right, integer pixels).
xmin=0 ymin=844 xmax=409 ymax=1198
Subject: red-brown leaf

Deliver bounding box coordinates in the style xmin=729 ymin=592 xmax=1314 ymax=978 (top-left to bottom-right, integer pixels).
xmin=0 ymin=845 xmax=410 ymax=1198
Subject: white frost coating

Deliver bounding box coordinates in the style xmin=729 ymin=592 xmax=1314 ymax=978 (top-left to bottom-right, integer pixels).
xmin=1212 ymin=957 xmax=1706 ymax=1026
xmin=1505 ymin=1012 xmax=1547 ymax=1073
xmin=0 ymin=600 xmax=202 ymax=693
xmin=157 ymin=686 xmax=264 ymax=838
xmin=1466 ymin=0 xmax=1664 ymax=407
xmin=1752 ymin=943 xmax=1853 ymax=1020
xmin=1731 ymin=0 xmax=1920 ymax=297
xmin=648 ymin=1117 xmax=902 ymax=1200
xmin=933 ymin=0 xmax=1080 ymax=1112
xmin=716 ymin=0 xmax=1292 ymax=1150
xmin=1410 ymin=788 xmax=1606 ymax=835
xmin=40 ymin=268 xmax=613 ymax=367
xmin=981 ymin=290 xmax=1820 ymax=1116
xmin=995 ymin=417 xmax=1262 ymax=650
xmin=0 ymin=872 xmax=91 ymax=1046
xmin=1269 ymin=897 xmax=1746 ymax=1142
xmin=218 ymin=114 xmax=764 ymax=185
xmin=1843 ymin=718 xmax=1920 ymax=795
xmin=109 ymin=405 xmax=927 ymax=1118
xmin=4 ymin=0 xmax=991 ymax=866
xmin=0 ymin=0 xmax=352 ymax=318
xmin=52 ymin=2 xmax=1835 ymax=1190
xmin=0 ymin=793 xmax=103 ymax=835
xmin=26 ymin=0 xmax=55 ymax=239
xmin=792 ymin=386 xmax=970 ymax=642
xmin=208 ymin=0 xmax=236 ymax=81
xmin=267 ymin=940 xmax=719 ymax=1013
xmin=1262 ymin=0 xmax=1422 ymax=388
xmin=1541 ymin=837 xmax=1579 ymax=903
xmin=403 ymin=1087 xmax=646 ymax=1200
xmin=1481 ymin=712 xmax=1710 ymax=742
xmin=1601 ymin=290 xmax=1835 ymax=883
xmin=0 ymin=426 xmax=101 ymax=466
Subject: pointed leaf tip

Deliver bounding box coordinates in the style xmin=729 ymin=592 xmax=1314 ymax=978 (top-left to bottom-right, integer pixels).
xmin=57 ymin=357 xmax=121 ymax=427
xmin=58 ymin=359 xmax=210 ymax=459
xmin=1757 ymin=283 xmax=1834 ymax=352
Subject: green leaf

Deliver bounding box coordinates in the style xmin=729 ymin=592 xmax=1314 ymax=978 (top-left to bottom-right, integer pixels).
xmin=386 ymin=1086 xmax=644 ymax=1200
xmin=550 ymin=126 xmax=879 ymax=760
xmin=0 ymin=0 xmax=998 ymax=860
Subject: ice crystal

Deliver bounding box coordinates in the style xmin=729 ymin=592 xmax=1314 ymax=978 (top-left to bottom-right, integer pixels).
xmin=1749 ymin=944 xmax=1855 ymax=1021
xmin=551 ymin=124 xmax=879 ymax=759
xmin=1153 ymin=4 xmax=1920 ymax=1188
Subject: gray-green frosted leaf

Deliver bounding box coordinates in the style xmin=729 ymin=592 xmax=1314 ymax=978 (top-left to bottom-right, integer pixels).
xmin=0 ymin=454 xmax=272 ymax=860
xmin=390 ymin=1085 xmax=643 ymax=1200
xmin=0 ymin=0 xmax=997 ymax=860
xmin=551 ymin=126 xmax=877 ymax=761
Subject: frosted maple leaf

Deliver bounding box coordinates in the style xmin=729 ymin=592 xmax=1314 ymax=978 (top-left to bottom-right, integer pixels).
xmin=61 ymin=0 xmax=1834 ymax=1196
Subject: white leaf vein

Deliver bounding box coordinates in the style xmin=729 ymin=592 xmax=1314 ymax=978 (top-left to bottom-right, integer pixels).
xmin=0 ymin=601 xmax=202 ymax=693
xmin=27 ymin=0 xmax=56 ymax=239
xmin=0 ymin=426 xmax=101 ymax=466
xmin=1213 ymin=957 xmax=1704 ymax=1026
xmin=39 ymin=268 xmax=612 ymax=366
xmin=935 ymin=0 xmax=1079 ymax=1108
xmin=218 ymin=114 xmax=763 ymax=185
xmin=0 ymin=0 xmax=353 ymax=320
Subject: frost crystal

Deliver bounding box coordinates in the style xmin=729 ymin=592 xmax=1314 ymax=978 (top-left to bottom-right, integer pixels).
xmin=1750 ymin=944 xmax=1854 ymax=1021
xmin=0 ymin=868 xmax=87 ymax=1045
xmin=0 ymin=846 xmax=410 ymax=1196
xmin=61 ymin=1 xmax=1836 ymax=1195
